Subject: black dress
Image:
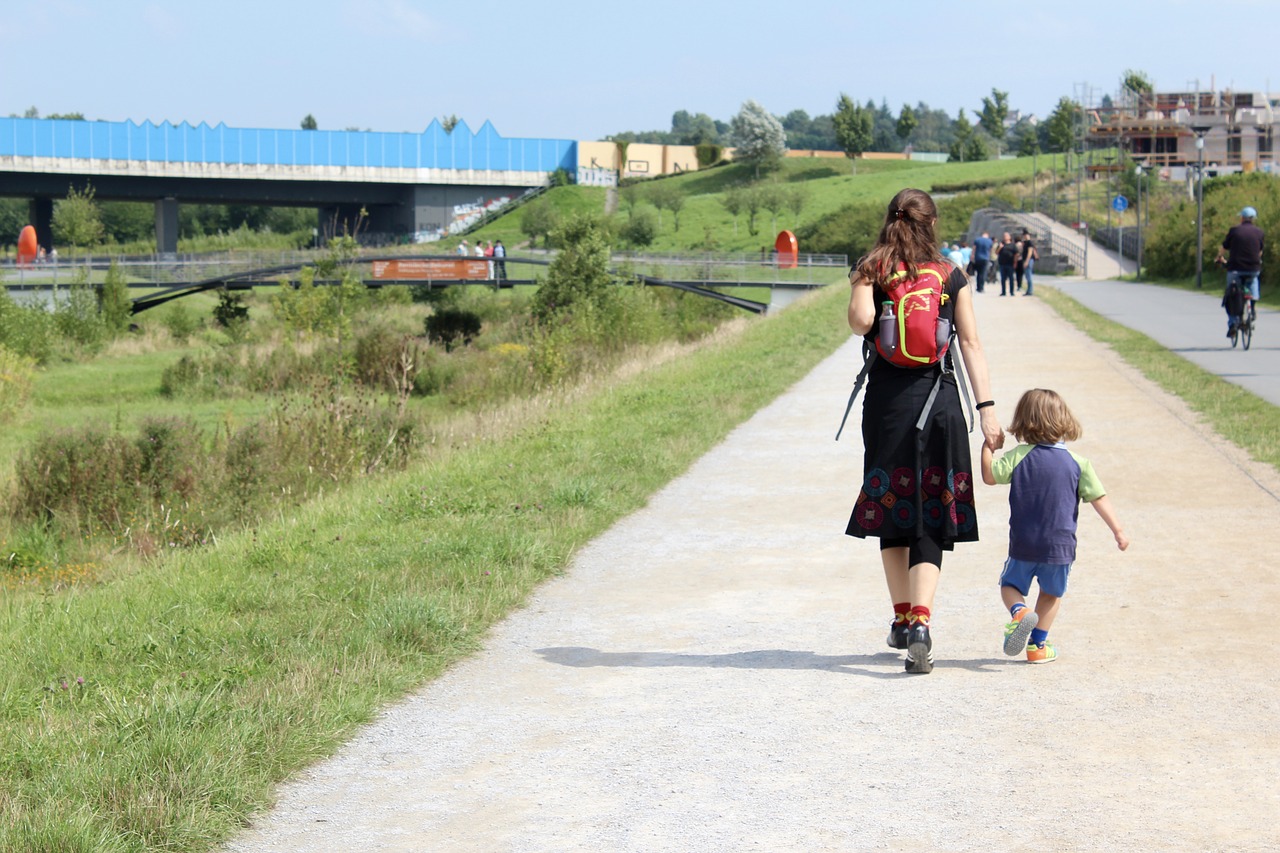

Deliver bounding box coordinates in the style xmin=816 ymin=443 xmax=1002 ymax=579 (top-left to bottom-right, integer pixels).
xmin=845 ymin=266 xmax=977 ymax=548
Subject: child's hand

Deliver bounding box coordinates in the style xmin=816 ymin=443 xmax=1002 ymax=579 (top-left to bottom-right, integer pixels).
xmin=1114 ymin=530 xmax=1130 ymax=551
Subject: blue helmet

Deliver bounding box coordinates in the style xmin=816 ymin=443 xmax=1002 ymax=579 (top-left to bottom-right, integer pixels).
xmin=1241 ymin=206 xmax=1258 ymax=219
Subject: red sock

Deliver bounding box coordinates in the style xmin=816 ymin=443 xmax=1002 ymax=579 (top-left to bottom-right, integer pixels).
xmin=893 ymin=602 xmax=911 ymax=624
xmin=909 ymin=605 xmax=931 ymax=626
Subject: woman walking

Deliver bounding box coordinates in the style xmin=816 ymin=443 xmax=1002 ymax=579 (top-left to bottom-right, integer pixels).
xmin=845 ymin=188 xmax=1004 ymax=674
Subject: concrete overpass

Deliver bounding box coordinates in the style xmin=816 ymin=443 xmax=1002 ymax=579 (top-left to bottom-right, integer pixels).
xmin=0 ymin=117 xmax=576 ymax=253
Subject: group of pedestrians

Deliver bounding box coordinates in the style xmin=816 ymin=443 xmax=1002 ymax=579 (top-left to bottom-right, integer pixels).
xmin=844 ymin=188 xmax=1128 ymax=674
xmin=970 ymin=230 xmax=1038 ymax=296
xmin=456 ymin=238 xmax=507 ymax=282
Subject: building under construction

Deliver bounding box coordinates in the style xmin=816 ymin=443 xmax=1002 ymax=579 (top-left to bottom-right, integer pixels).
xmin=1088 ymin=86 xmax=1278 ymax=176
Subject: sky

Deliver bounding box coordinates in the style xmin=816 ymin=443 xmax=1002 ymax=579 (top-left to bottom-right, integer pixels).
xmin=1 ymin=0 xmax=1275 ymax=142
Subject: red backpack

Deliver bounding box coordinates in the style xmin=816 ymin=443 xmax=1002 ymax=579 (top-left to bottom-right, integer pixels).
xmin=875 ymin=261 xmax=953 ymax=368
xmin=835 ymin=261 xmax=970 ymax=441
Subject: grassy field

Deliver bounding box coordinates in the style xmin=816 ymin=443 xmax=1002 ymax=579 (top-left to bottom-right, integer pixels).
xmin=462 ymin=156 xmax=1039 ymax=255
xmin=0 ymin=278 xmax=852 ymax=852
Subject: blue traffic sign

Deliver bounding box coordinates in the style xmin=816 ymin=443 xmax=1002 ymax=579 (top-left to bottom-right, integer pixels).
xmin=1112 ymin=195 xmax=1129 ymax=212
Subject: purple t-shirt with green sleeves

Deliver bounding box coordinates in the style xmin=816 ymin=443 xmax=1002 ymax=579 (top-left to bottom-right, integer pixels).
xmin=990 ymin=443 xmax=1105 ymax=563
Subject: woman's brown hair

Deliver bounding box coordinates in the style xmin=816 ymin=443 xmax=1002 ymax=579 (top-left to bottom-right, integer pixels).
xmin=1009 ymin=389 xmax=1083 ymax=446
xmin=854 ymin=188 xmax=945 ymax=287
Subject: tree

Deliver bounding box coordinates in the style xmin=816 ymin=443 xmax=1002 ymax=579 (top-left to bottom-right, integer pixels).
xmin=760 ymin=183 xmax=788 ymax=234
xmin=832 ymin=94 xmax=873 ymax=173
xmin=619 ymin=208 xmax=658 ymax=247
xmin=52 ymin=183 xmax=104 ymax=250
xmin=520 ymin=198 xmax=560 ymax=248
xmin=720 ymin=186 xmax=745 ymax=235
xmin=300 ymin=114 xmax=318 ymax=130
xmin=1015 ymin=123 xmax=1040 ymax=156
xmin=531 ymin=214 xmax=613 ymax=321
xmin=896 ymin=104 xmax=918 ymax=143
xmin=785 ymin=186 xmax=810 ymax=229
xmin=1121 ymin=69 xmax=1154 ymax=100
xmin=978 ymin=89 xmax=1009 ymax=142
xmin=648 ymin=182 xmax=686 ymax=232
xmin=1043 ymin=96 xmax=1081 ymax=154
xmin=948 ymin=109 xmax=975 ymax=162
xmin=441 ymin=114 xmax=460 ymax=134
xmin=741 ymin=185 xmax=764 ymax=236
xmin=99 ymin=260 xmax=132 ymax=334
xmin=729 ymin=99 xmax=787 ymax=177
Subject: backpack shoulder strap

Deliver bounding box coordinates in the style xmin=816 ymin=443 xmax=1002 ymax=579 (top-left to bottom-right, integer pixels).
xmin=835 ymin=342 xmax=876 ymax=441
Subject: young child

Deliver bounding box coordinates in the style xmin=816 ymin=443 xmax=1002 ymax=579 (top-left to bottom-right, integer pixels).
xmin=981 ymin=389 xmax=1129 ymax=663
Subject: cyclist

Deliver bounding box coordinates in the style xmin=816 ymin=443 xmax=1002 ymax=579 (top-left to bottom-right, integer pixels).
xmin=1215 ymin=206 xmax=1263 ymax=337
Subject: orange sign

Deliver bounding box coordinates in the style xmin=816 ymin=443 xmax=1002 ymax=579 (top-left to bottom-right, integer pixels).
xmin=371 ymin=259 xmax=490 ymax=280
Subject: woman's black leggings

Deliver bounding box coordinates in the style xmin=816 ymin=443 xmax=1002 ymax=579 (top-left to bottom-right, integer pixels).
xmin=879 ymin=535 xmax=944 ymax=569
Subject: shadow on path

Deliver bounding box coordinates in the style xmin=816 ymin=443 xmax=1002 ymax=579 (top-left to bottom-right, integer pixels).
xmin=536 ymin=647 xmax=1009 ymax=678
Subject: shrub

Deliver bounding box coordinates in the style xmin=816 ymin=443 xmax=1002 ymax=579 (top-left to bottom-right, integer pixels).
xmin=0 ymin=290 xmax=55 ymax=363
xmin=695 ymin=144 xmax=724 ymax=168
xmin=425 ymin=308 xmax=482 ymax=352
xmin=355 ymin=324 xmax=419 ymax=391
xmin=213 ymin=288 xmax=250 ymax=329
xmin=620 ymin=208 xmax=658 ymax=248
xmin=161 ymin=302 xmax=200 ymax=342
xmin=53 ymin=272 xmax=107 ymax=350
xmin=13 ymin=424 xmax=145 ymax=530
xmin=0 ymin=344 xmax=37 ymax=422
xmin=99 ymin=260 xmax=133 ymax=334
xmin=531 ymin=214 xmax=614 ymax=322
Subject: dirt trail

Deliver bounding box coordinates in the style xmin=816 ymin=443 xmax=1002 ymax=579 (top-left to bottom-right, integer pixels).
xmin=228 ymin=289 xmax=1280 ymax=852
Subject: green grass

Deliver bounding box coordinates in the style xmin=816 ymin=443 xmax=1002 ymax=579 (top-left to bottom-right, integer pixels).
xmin=463 ymin=156 xmax=1041 ymax=256
xmin=1039 ymin=285 xmax=1280 ymax=472
xmin=0 ymin=277 xmax=851 ymax=851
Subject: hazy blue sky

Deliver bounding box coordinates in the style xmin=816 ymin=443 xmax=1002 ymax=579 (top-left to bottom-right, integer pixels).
xmin=2 ymin=0 xmax=1274 ymax=140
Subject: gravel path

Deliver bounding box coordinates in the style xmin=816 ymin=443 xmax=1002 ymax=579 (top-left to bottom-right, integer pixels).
xmin=228 ymin=289 xmax=1280 ymax=852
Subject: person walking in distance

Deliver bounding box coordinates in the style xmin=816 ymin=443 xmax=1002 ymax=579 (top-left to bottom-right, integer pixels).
xmin=996 ymin=232 xmax=1018 ymax=296
xmin=1020 ymin=230 xmax=1038 ymax=296
xmin=1215 ymin=206 xmax=1264 ymax=337
xmin=981 ymin=389 xmax=1129 ymax=663
xmin=845 ymin=188 xmax=1004 ymax=674
xmin=971 ymin=231 xmax=993 ymax=294
xmin=493 ymin=239 xmax=507 ymax=283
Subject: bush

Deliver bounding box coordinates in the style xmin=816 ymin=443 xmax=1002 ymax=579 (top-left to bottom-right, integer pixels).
xmin=0 ymin=344 xmax=37 ymax=422
xmin=99 ymin=260 xmax=133 ymax=334
xmin=53 ymin=272 xmax=107 ymax=350
xmin=355 ymin=324 xmax=419 ymax=391
xmin=620 ymin=208 xmax=659 ymax=248
xmin=161 ymin=303 xmax=200 ymax=342
xmin=695 ymin=144 xmax=724 ymax=168
xmin=0 ymin=290 xmax=55 ymax=363
xmin=425 ymin=308 xmax=482 ymax=352
xmin=213 ymin=288 xmax=250 ymax=329
xmin=531 ymin=214 xmax=614 ymax=322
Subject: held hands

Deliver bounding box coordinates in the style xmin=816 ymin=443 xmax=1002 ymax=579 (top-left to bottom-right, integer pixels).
xmin=979 ymin=408 xmax=1005 ymax=451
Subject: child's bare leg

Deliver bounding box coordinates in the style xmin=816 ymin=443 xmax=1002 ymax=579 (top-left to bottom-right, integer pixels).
xmin=1001 ymin=585 xmax=1026 ymax=612
xmin=1033 ymin=592 xmax=1062 ymax=632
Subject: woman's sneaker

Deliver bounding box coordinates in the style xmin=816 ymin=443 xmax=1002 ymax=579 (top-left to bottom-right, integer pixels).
xmin=1026 ymin=642 xmax=1057 ymax=664
xmin=1002 ymin=609 xmax=1039 ymax=656
xmin=905 ymin=622 xmax=933 ymax=674
xmin=887 ymin=620 xmax=910 ymax=650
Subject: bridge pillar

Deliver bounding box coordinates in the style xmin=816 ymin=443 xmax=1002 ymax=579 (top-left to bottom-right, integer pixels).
xmin=28 ymin=197 xmax=53 ymax=252
xmin=155 ymin=197 xmax=179 ymax=256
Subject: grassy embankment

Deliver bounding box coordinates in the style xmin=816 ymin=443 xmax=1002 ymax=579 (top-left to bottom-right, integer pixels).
xmin=0 ymin=281 xmax=853 ymax=852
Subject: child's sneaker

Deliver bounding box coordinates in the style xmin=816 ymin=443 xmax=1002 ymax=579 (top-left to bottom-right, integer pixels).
xmin=1002 ymin=609 xmax=1039 ymax=656
xmin=1026 ymin=642 xmax=1057 ymax=664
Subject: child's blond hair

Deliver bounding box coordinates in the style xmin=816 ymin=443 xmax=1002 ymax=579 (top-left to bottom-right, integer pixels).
xmin=1009 ymin=389 xmax=1082 ymax=446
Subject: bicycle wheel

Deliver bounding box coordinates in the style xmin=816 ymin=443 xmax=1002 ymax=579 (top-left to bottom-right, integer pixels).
xmin=1242 ymin=317 xmax=1253 ymax=350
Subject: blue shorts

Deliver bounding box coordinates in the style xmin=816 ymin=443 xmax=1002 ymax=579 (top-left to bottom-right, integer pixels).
xmin=999 ymin=558 xmax=1072 ymax=598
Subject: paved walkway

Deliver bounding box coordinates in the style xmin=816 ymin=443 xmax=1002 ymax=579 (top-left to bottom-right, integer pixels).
xmin=1052 ymin=279 xmax=1280 ymax=407
xmin=227 ymin=292 xmax=1280 ymax=852
xmin=1020 ymin=212 xmax=1126 ymax=280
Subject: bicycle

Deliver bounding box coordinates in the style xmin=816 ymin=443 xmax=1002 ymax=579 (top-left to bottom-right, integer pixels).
xmin=1224 ymin=273 xmax=1256 ymax=350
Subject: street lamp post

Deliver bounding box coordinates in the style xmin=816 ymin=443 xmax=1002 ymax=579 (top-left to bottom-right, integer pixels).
xmin=1134 ymin=162 xmax=1146 ymax=281
xmin=1191 ymin=125 xmax=1211 ymax=288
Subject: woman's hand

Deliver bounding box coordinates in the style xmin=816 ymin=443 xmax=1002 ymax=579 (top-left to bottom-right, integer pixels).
xmin=979 ymin=407 xmax=1004 ymax=451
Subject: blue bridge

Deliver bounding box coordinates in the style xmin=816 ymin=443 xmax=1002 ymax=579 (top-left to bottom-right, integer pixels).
xmin=0 ymin=117 xmax=577 ymax=252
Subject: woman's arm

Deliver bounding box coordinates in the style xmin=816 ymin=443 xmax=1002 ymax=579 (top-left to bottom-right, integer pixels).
xmin=848 ymin=270 xmax=876 ymax=335
xmin=952 ymin=283 xmax=1004 ymax=450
